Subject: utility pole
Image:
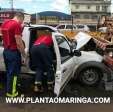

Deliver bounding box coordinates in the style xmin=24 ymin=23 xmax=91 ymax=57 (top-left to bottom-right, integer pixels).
xmin=69 ymin=0 xmax=74 ymax=31
xmin=9 ymin=0 xmax=14 ymax=18
xmin=69 ymin=0 xmax=71 ymax=14
xmin=36 ymin=13 xmax=38 ymax=24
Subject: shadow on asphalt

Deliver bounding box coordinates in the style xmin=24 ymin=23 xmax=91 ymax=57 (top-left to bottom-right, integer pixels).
xmin=0 ymin=73 xmax=113 ymax=98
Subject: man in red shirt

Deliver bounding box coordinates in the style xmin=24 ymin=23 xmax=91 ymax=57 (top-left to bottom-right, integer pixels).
xmin=30 ymin=34 xmax=54 ymax=92
xmin=0 ymin=12 xmax=26 ymax=97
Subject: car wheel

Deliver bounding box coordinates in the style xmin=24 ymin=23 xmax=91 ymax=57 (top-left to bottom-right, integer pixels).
xmin=79 ymin=67 xmax=102 ymax=86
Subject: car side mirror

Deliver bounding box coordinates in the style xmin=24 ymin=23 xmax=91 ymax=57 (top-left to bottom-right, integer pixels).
xmin=72 ymin=50 xmax=81 ymax=57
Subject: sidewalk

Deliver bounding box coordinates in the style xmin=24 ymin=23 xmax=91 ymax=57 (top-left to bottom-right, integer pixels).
xmin=0 ymin=103 xmax=113 ymax=112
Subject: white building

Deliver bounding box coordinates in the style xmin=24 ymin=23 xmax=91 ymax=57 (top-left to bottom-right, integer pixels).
xmin=70 ymin=0 xmax=111 ymax=24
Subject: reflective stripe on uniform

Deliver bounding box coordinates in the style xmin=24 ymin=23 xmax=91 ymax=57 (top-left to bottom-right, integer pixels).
xmin=6 ymin=92 xmax=18 ymax=97
xmin=6 ymin=76 xmax=18 ymax=97
xmin=47 ymin=81 xmax=54 ymax=84
xmin=12 ymin=76 xmax=17 ymax=95
xmin=35 ymin=81 xmax=42 ymax=85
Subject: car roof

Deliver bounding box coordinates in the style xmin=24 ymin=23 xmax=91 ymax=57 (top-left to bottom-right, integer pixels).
xmin=26 ymin=24 xmax=58 ymax=32
xmin=57 ymin=24 xmax=76 ymax=26
xmin=76 ymin=24 xmax=87 ymax=26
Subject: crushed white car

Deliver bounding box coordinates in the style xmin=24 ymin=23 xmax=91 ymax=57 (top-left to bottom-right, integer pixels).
xmin=0 ymin=25 xmax=110 ymax=96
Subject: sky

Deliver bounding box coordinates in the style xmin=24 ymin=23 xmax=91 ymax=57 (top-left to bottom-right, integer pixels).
xmin=0 ymin=0 xmax=113 ymax=14
xmin=0 ymin=0 xmax=70 ymax=14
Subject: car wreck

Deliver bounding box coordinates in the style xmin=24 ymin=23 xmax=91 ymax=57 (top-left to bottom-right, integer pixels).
xmin=0 ymin=25 xmax=112 ymax=96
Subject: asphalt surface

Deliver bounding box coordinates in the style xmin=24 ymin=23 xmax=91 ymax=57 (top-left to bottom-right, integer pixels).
xmin=0 ymin=73 xmax=113 ymax=112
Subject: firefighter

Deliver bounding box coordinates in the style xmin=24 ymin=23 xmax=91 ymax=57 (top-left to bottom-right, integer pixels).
xmin=30 ymin=34 xmax=54 ymax=93
xmin=0 ymin=12 xmax=26 ymax=97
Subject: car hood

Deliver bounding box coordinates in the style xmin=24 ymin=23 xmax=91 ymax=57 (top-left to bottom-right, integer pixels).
xmin=74 ymin=32 xmax=91 ymax=50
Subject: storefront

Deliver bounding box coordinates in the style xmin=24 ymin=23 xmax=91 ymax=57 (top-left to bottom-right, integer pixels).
xmin=0 ymin=10 xmax=31 ymax=25
xmin=0 ymin=11 xmax=13 ymax=25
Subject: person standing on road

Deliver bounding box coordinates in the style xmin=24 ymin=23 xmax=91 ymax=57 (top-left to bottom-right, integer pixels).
xmin=30 ymin=34 xmax=54 ymax=93
xmin=0 ymin=12 xmax=26 ymax=97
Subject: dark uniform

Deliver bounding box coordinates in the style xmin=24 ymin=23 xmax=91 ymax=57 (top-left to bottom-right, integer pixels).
xmin=30 ymin=35 xmax=54 ymax=92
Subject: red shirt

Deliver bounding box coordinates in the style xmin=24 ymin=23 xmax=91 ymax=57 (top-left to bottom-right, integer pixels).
xmin=34 ymin=35 xmax=53 ymax=46
xmin=1 ymin=19 xmax=22 ymax=50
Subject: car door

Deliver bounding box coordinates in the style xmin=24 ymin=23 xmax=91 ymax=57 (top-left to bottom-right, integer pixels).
xmin=66 ymin=25 xmax=74 ymax=30
xmin=52 ymin=33 xmax=75 ymax=96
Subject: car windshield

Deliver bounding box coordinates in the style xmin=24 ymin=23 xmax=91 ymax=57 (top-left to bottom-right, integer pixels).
xmin=57 ymin=25 xmax=65 ymax=29
xmin=55 ymin=35 xmax=71 ymax=63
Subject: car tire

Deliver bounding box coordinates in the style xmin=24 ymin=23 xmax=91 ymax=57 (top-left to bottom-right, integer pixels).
xmin=74 ymin=61 xmax=110 ymax=86
xmin=79 ymin=67 xmax=102 ymax=86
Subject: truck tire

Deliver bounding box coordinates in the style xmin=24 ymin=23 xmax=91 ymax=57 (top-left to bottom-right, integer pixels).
xmin=75 ymin=61 xmax=110 ymax=86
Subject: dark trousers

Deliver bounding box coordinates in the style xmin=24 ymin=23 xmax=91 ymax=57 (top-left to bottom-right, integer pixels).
xmin=30 ymin=44 xmax=54 ymax=84
xmin=3 ymin=49 xmax=21 ymax=95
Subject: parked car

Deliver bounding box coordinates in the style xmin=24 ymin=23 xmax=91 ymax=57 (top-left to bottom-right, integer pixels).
xmin=56 ymin=24 xmax=78 ymax=31
xmin=98 ymin=27 xmax=107 ymax=33
xmin=76 ymin=24 xmax=90 ymax=31
xmin=87 ymin=24 xmax=97 ymax=31
xmin=0 ymin=24 xmax=110 ymax=96
xmin=56 ymin=24 xmax=90 ymax=32
xmin=55 ymin=24 xmax=90 ymax=38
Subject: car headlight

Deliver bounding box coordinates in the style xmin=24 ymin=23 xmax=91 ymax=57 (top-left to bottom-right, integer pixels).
xmin=108 ymin=52 xmax=113 ymax=57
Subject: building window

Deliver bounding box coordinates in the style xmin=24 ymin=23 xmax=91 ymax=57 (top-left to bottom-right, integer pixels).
xmin=87 ymin=5 xmax=90 ymax=9
xmin=84 ymin=15 xmax=89 ymax=19
xmin=76 ymin=5 xmax=79 ymax=9
xmin=75 ymin=15 xmax=80 ymax=19
xmin=102 ymin=6 xmax=108 ymax=12
xmin=96 ymin=6 xmax=100 ymax=11
xmin=92 ymin=15 xmax=98 ymax=20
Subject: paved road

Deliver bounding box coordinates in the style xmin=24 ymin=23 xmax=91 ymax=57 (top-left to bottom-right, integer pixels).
xmin=0 ymin=73 xmax=113 ymax=112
